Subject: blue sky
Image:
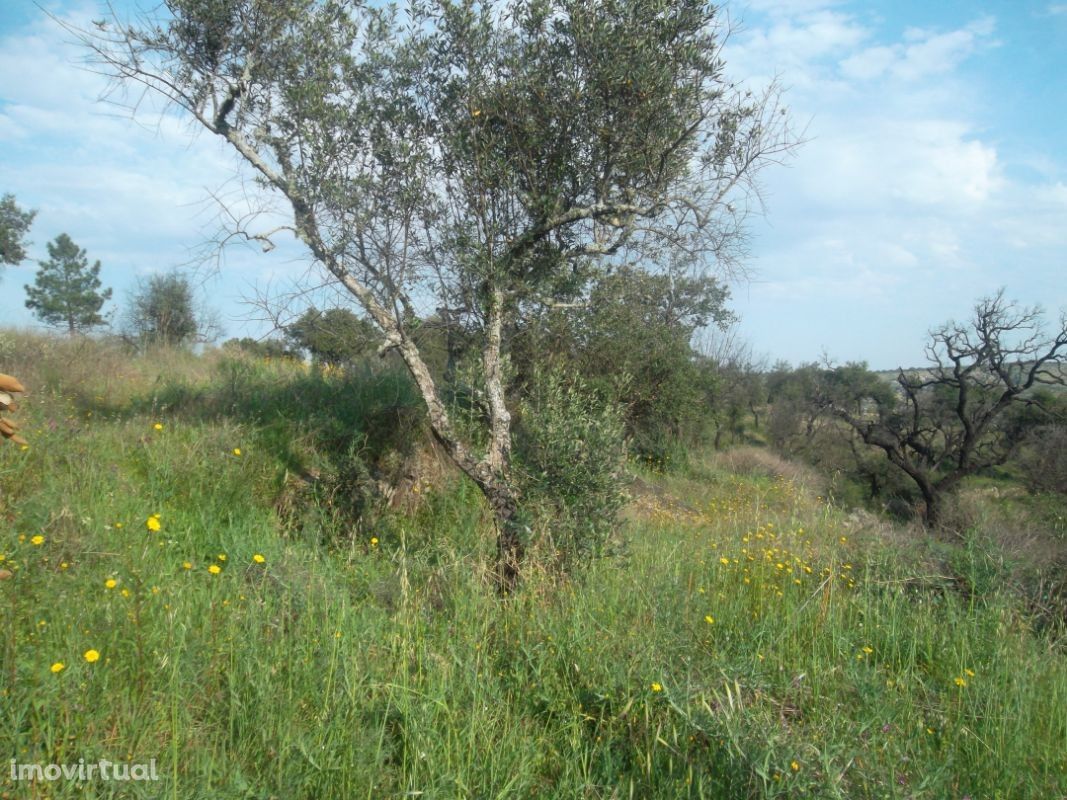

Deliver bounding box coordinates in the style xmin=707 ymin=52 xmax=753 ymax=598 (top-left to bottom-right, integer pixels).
xmin=1 ymin=0 xmax=1065 ymax=368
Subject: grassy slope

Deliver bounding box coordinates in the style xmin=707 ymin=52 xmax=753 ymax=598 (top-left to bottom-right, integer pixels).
xmin=1 ymin=333 xmax=1065 ymax=799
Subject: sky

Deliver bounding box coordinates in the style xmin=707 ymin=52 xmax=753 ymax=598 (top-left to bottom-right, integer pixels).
xmin=1 ymin=0 xmax=1065 ymax=369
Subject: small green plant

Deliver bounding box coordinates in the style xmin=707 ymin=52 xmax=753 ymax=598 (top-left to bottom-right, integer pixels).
xmin=514 ymin=366 xmax=628 ymax=567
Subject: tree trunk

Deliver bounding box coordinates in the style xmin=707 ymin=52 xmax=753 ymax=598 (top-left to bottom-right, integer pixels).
xmin=917 ymin=478 xmax=941 ymax=528
xmin=481 ymin=477 xmax=525 ymax=593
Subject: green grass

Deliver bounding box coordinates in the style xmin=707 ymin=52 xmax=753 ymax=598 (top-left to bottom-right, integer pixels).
xmin=1 ymin=332 xmax=1066 ymax=798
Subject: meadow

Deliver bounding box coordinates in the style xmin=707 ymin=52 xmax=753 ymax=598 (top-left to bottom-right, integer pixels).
xmin=1 ymin=331 xmax=1065 ymax=799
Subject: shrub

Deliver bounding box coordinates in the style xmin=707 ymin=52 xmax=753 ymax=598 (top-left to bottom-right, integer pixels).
xmin=513 ymin=367 xmax=628 ymax=568
xmin=1018 ymin=424 xmax=1067 ymax=494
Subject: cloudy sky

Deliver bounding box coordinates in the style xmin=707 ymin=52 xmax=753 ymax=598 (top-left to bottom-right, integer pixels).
xmin=1 ymin=0 xmax=1065 ymax=368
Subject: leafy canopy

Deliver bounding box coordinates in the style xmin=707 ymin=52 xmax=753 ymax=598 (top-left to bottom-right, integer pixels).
xmin=0 ymin=194 xmax=36 ymax=267
xmin=286 ymin=307 xmax=382 ymax=366
xmin=125 ymin=271 xmax=205 ymax=347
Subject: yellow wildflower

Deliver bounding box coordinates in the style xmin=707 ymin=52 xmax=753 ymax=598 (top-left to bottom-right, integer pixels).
xmin=146 ymin=515 xmax=161 ymax=532
xmin=651 ymin=682 xmax=663 ymax=693
xmin=182 ymin=562 xmax=192 ymax=570
xmin=704 ymin=615 xmax=715 ymax=624
xmin=104 ymin=579 xmax=117 ymax=589
xmin=153 ymin=423 xmax=163 ymax=430
xmin=232 ymin=448 xmax=242 ymax=456
xmin=30 ymin=535 xmax=44 ymax=546
xmin=83 ymin=649 xmax=100 ymax=663
xmin=252 ymin=554 xmax=265 ymax=564
xmin=208 ymin=564 xmax=221 ymax=575
xmin=217 ymin=554 xmax=226 ymax=561
xmin=50 ymin=662 xmax=65 ymax=674
xmin=790 ymin=761 xmax=800 ymax=772
xmin=954 ymin=676 xmax=967 ymax=687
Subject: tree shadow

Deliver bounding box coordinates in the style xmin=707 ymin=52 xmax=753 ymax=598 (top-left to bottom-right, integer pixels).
xmin=76 ymin=354 xmax=427 ymax=533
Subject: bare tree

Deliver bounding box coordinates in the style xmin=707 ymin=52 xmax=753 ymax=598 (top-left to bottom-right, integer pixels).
xmin=72 ymin=0 xmax=796 ymax=585
xmin=822 ymin=291 xmax=1067 ymax=526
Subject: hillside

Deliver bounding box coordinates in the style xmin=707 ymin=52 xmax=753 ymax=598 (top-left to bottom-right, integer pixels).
xmin=1 ymin=332 xmax=1065 ymax=799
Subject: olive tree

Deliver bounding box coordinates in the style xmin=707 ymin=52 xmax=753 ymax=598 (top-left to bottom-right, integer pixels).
xmin=286 ymin=307 xmax=382 ymax=366
xmin=124 ymin=270 xmax=219 ymax=347
xmin=76 ymin=0 xmax=794 ymax=584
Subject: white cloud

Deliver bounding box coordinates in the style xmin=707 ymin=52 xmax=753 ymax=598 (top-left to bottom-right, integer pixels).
xmin=840 ymin=16 xmax=995 ymax=82
xmin=720 ymin=3 xmax=1065 ymax=365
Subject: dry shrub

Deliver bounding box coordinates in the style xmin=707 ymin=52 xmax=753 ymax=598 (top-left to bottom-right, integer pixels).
xmin=712 ymin=446 xmax=826 ymax=493
xmin=1018 ymin=424 xmax=1067 ymax=494
xmin=0 ymin=328 xmax=227 ymax=409
xmin=946 ymin=487 xmax=1067 ymax=629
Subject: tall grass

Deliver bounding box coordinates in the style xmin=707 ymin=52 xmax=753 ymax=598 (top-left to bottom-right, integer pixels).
xmin=1 ymin=331 xmax=1065 ymax=798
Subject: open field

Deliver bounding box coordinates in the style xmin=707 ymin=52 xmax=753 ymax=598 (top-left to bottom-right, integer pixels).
xmin=1 ymin=331 xmax=1066 ymax=799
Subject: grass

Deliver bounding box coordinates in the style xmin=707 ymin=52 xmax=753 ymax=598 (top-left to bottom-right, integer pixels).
xmin=1 ymin=330 xmax=1065 ymax=798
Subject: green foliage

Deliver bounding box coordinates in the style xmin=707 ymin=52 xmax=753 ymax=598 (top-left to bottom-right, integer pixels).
xmin=285 ymin=307 xmax=381 ymax=366
xmin=515 ymin=265 xmax=733 ymax=466
xmin=23 ymin=233 xmax=111 ymax=334
xmin=0 ymin=193 xmax=35 ymax=267
xmin=125 ymin=271 xmax=205 ymax=347
xmin=514 ymin=366 xmax=628 ymax=565
xmin=221 ymin=336 xmax=297 ymax=360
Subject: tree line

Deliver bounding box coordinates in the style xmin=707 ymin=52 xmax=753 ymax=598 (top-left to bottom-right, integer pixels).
xmin=1 ymin=193 xmax=214 ymax=348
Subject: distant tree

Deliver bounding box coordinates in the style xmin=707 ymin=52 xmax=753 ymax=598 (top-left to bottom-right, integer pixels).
xmin=765 ymin=361 xmax=827 ymax=452
xmin=285 ymin=307 xmax=381 ymax=366
xmin=0 ymin=194 xmax=36 ymax=267
xmin=222 ymin=337 xmax=297 ymax=360
xmin=700 ymin=331 xmax=766 ymax=451
xmin=24 ymin=233 xmax=111 ymax=335
xmin=125 ymin=271 xmax=212 ymax=347
xmin=820 ymin=292 xmax=1067 ymax=527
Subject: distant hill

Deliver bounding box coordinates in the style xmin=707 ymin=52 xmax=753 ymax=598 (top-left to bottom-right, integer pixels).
xmin=871 ymin=362 xmax=1067 ymax=393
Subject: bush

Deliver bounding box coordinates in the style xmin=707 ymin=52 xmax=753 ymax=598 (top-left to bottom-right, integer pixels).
xmin=513 ymin=367 xmax=628 ymax=568
xmin=124 ymin=271 xmax=214 ymax=347
xmin=1018 ymin=424 xmax=1067 ymax=494
xmin=222 ymin=337 xmax=298 ymax=360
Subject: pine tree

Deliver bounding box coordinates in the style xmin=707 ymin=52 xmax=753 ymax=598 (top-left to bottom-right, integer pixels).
xmin=24 ymin=233 xmax=111 ymax=335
